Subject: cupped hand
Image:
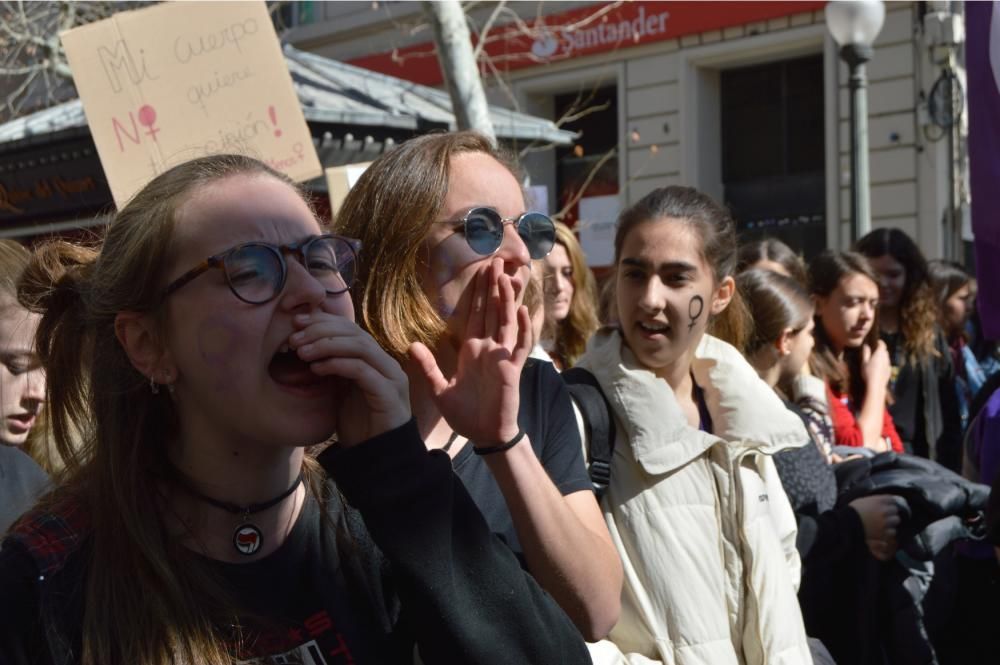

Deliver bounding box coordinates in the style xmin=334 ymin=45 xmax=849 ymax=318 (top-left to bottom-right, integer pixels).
xmin=849 ymin=493 xmax=903 ymax=561
xmin=409 ymin=258 xmax=531 ymax=446
xmin=289 ymin=310 xmax=410 ymax=447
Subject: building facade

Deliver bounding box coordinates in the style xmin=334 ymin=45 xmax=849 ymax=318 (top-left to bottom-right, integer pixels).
xmin=288 ymin=0 xmax=970 ymax=265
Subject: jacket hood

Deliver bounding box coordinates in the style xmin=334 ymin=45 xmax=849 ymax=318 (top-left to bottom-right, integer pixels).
xmin=577 ymin=329 xmax=807 ymax=475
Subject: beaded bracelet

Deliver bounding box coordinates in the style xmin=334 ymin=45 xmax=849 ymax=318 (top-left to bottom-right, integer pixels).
xmin=473 ymin=429 xmax=526 ymax=456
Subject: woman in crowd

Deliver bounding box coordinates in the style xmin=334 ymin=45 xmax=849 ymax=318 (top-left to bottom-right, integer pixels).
xmin=738 ymin=267 xmax=902 ymax=664
xmin=0 ymin=154 xmax=592 ymax=664
xmin=736 ymin=236 xmax=809 ymax=286
xmin=576 ymin=186 xmax=812 ymax=664
xmin=856 ymin=228 xmax=961 ymax=469
xmin=334 ymin=131 xmax=622 ymax=640
xmin=541 ymin=221 xmax=599 ymax=369
xmin=927 ymin=259 xmax=996 ymax=431
xmin=0 ymin=239 xmax=48 ymax=535
xmin=736 ymin=241 xmax=832 ymax=454
xmin=739 ymin=268 xmax=833 ymax=459
xmin=809 ymin=250 xmax=902 ymax=454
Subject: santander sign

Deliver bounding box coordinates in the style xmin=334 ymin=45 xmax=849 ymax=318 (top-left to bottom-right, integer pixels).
xmin=532 ymin=6 xmax=670 ymax=59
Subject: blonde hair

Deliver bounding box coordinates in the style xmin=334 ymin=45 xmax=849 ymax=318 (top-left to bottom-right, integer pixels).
xmin=334 ymin=130 xmax=523 ymax=358
xmin=546 ymin=222 xmax=598 ymax=367
xmin=18 ymin=154 xmax=329 ymax=665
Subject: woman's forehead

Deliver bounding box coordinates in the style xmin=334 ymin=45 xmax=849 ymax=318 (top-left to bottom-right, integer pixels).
xmin=620 ymin=220 xmax=709 ymax=269
xmin=172 ymin=175 xmax=320 ymax=255
xmin=839 ymin=272 xmax=878 ymax=296
xmin=444 ymin=153 xmax=524 ymax=216
xmin=0 ymin=304 xmax=40 ymax=349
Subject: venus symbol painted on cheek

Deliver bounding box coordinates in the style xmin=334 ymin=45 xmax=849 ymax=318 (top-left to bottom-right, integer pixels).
xmin=688 ymin=295 xmax=704 ymax=332
xmin=196 ymin=317 xmax=245 ymax=392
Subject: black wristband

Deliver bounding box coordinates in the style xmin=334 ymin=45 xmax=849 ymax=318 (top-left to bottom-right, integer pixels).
xmin=473 ymin=429 xmax=526 ymax=456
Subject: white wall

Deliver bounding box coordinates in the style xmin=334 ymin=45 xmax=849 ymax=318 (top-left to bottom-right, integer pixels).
xmin=291 ymin=1 xmax=960 ymax=259
xmin=505 ymin=2 xmax=957 ymax=258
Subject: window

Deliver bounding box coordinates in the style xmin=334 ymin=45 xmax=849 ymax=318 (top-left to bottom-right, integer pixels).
xmin=721 ymin=55 xmax=826 ymax=259
xmin=554 ymin=86 xmax=619 ymax=228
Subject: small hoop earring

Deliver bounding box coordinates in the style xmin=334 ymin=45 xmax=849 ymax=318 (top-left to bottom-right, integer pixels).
xmin=150 ymin=375 xmax=160 ymax=395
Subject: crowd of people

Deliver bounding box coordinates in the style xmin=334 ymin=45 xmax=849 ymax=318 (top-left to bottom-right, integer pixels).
xmin=0 ymin=130 xmax=997 ymax=665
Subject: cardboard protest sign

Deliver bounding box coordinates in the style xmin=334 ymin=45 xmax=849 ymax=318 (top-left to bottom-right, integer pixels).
xmin=61 ymin=1 xmax=321 ymax=207
xmin=325 ymin=163 xmax=370 ymax=218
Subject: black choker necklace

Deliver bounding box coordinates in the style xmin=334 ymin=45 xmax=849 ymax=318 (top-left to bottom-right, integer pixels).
xmin=175 ymin=471 xmax=304 ymax=556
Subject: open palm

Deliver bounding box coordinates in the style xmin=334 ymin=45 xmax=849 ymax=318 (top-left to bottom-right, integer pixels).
xmin=410 ymin=261 xmax=530 ymax=445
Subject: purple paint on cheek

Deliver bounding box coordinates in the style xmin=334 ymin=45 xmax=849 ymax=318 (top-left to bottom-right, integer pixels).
xmin=427 ymin=235 xmax=482 ymax=320
xmin=195 ymin=317 xmax=248 ymax=392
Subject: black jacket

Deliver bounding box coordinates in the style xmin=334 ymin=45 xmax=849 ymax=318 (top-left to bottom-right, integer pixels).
xmin=832 ymin=451 xmax=989 ymax=665
xmin=0 ymin=420 xmax=592 ymax=665
xmin=884 ymin=330 xmax=963 ymax=472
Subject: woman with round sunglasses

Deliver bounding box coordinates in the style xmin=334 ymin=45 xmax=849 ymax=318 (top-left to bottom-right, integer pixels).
xmin=336 ymin=131 xmax=623 ymax=641
xmin=0 ymin=154 xmax=592 ymax=665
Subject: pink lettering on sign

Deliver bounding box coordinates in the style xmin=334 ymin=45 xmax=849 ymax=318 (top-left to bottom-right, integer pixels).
xmin=137 ymin=104 xmax=160 ymax=141
xmin=112 ymin=105 xmax=161 ymax=152
xmin=268 ymin=105 xmax=282 ymax=137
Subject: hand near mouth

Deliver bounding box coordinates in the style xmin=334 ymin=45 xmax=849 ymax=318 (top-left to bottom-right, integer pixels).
xmin=861 ymin=339 xmax=891 ymax=390
xmin=409 ymin=258 xmax=531 ymax=447
xmin=288 ymin=311 xmax=411 ymax=446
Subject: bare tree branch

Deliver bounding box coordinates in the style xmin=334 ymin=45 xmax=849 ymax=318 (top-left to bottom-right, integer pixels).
xmin=554 ymin=147 xmax=617 ymax=224
xmin=471 ymin=1 xmax=507 ymax=61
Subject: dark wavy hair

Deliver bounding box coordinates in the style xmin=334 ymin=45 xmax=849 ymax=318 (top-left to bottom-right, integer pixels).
xmin=855 ymin=228 xmax=939 ymax=363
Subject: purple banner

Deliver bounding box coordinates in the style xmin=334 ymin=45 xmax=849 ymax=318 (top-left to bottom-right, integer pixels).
xmin=968 ymin=1 xmax=1000 ymax=340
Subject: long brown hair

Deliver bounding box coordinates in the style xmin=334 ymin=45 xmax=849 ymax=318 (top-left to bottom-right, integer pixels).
xmin=334 ymin=130 xmax=523 ymax=358
xmin=808 ymin=250 xmax=881 ymax=407
xmin=926 ymin=259 xmax=972 ymax=339
xmin=737 ymin=268 xmax=813 ymax=357
xmin=0 ymin=239 xmax=56 ymax=471
xmin=856 ymin=227 xmax=938 ymax=362
xmin=736 ymin=237 xmax=808 ymax=286
xmin=613 ymin=185 xmax=750 ymax=351
xmin=546 ymin=222 xmax=598 ymax=367
xmin=17 ymin=154 xmax=328 ymax=665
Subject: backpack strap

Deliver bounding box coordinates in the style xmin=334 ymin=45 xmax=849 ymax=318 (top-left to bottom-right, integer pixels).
xmin=562 ymin=366 xmax=616 ymax=498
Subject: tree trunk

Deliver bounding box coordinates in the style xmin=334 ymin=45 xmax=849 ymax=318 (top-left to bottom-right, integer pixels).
xmin=422 ymin=0 xmax=496 ymax=145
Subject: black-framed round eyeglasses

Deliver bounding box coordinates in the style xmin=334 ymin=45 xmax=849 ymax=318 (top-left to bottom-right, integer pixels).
xmin=437 ymin=207 xmax=555 ymax=260
xmin=161 ymin=234 xmax=361 ymax=305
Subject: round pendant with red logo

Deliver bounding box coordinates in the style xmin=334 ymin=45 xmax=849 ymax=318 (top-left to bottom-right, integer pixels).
xmin=233 ymin=523 xmax=263 ymax=556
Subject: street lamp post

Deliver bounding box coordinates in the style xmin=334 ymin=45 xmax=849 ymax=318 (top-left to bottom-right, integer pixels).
xmin=826 ymin=0 xmax=885 ymax=244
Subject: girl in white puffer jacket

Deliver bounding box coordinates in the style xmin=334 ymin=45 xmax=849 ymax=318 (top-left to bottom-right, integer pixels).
xmin=578 ymin=186 xmax=815 ymax=665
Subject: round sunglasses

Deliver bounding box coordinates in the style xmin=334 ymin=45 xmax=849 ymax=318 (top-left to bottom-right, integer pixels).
xmin=161 ymin=234 xmax=361 ymax=305
xmin=438 ymin=207 xmax=555 ymax=260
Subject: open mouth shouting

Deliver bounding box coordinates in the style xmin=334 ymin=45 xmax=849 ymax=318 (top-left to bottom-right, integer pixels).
xmin=637 ymin=321 xmax=670 ymax=339
xmin=268 ymin=343 xmax=340 ymax=400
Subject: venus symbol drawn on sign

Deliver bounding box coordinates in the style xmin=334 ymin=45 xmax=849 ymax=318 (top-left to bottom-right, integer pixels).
xmin=137 ymin=105 xmax=160 ymax=141
xmin=112 ymin=104 xmax=161 ymax=152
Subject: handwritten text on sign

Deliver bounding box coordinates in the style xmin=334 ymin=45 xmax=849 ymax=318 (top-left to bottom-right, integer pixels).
xmin=61 ymin=1 xmax=320 ymax=207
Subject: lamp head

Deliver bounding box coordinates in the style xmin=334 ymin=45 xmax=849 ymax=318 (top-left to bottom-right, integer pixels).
xmin=825 ymin=0 xmax=886 ymax=48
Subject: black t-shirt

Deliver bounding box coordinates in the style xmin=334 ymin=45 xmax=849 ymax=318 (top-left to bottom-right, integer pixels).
xmin=207 ymin=495 xmax=377 ymax=664
xmin=0 ymin=420 xmax=593 ymax=665
xmin=452 ymin=359 xmax=592 ymax=560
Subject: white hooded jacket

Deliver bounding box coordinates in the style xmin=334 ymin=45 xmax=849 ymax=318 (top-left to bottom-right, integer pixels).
xmin=576 ymin=330 xmax=813 ymax=665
